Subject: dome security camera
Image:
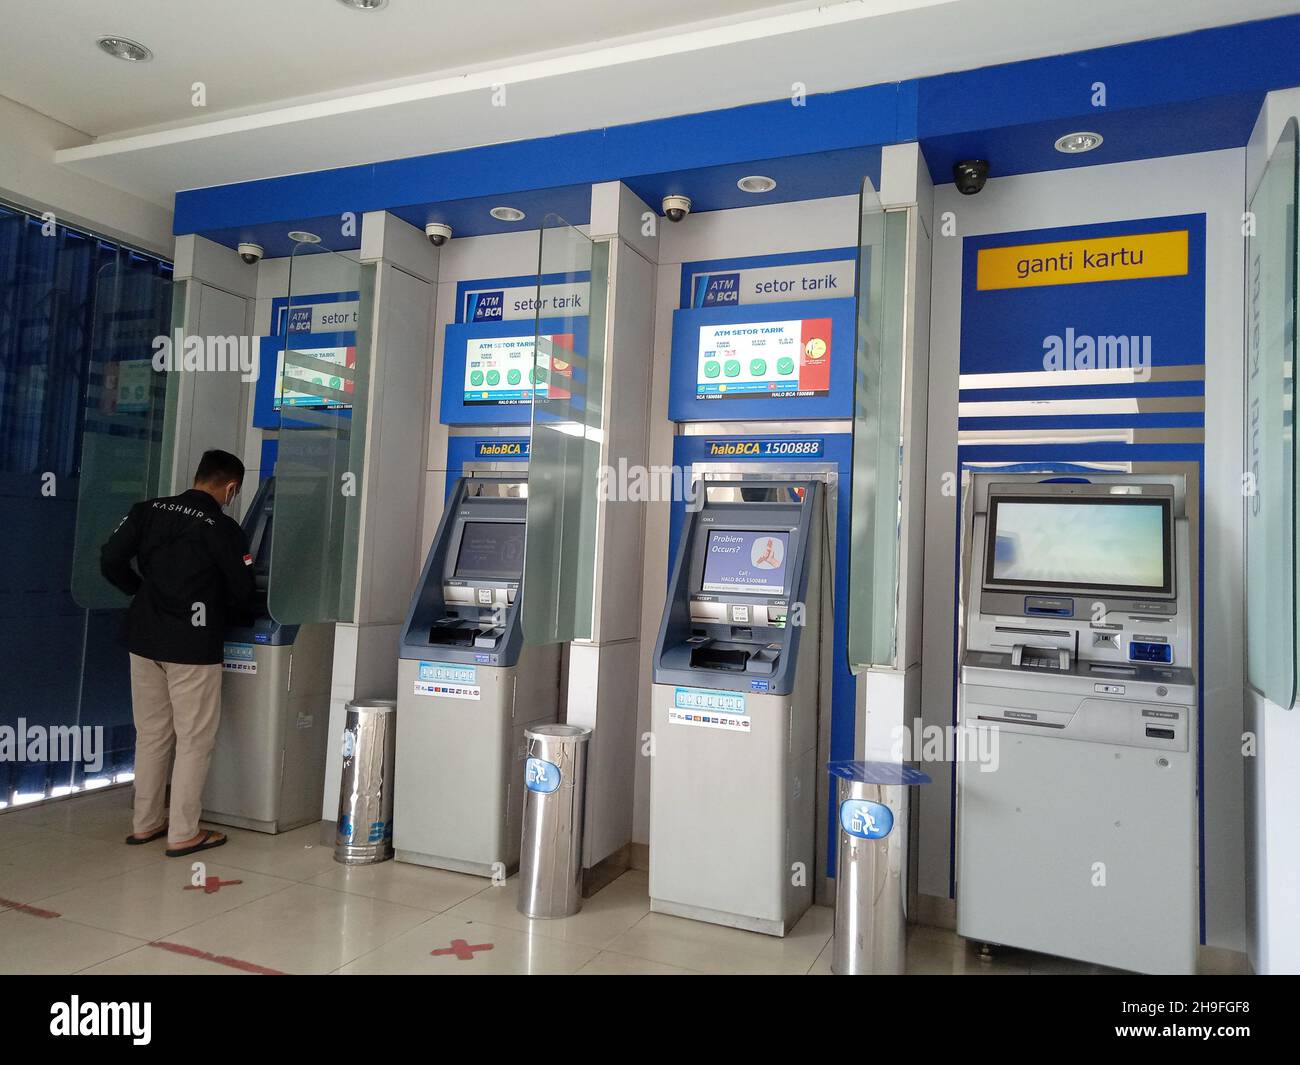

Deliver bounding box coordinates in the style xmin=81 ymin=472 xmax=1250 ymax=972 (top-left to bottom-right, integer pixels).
xmin=425 ymin=222 xmax=453 ymax=247
xmin=237 ymin=242 xmax=264 ymax=265
xmin=662 ymin=194 xmax=692 ymax=223
xmin=953 ymin=160 xmax=989 ymax=196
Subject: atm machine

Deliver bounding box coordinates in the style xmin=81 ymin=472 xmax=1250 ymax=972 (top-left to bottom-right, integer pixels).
xmin=650 ymin=479 xmax=823 ymax=936
xmin=957 ymin=475 xmax=1198 ymax=974
xmin=202 ymin=477 xmax=335 ymax=833
xmin=394 ymin=474 xmax=560 ymax=876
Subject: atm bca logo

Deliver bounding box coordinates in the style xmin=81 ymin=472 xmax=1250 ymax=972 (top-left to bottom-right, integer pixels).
xmin=470 ymin=292 xmax=504 ymax=322
xmin=708 ymin=441 xmax=762 ymax=456
xmin=698 ymin=273 xmax=740 ymax=307
xmin=478 ymin=442 xmax=524 ymax=456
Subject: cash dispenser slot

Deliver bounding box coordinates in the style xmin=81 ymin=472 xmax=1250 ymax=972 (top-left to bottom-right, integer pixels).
xmin=690 ymin=643 xmax=749 ymax=671
xmin=428 ymin=616 xmax=505 ymax=649
xmin=1011 ymin=643 xmax=1071 ymax=671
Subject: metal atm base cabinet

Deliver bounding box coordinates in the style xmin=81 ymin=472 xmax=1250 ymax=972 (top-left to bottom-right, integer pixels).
xmin=393 ymin=644 xmax=559 ymax=878
xmin=201 ymin=623 xmax=335 ymax=835
xmin=648 ymin=684 xmax=815 ymax=938
xmin=957 ymin=711 xmax=1198 ymax=975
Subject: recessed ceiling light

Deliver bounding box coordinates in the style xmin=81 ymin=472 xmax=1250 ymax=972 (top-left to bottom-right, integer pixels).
xmin=737 ymin=175 xmax=777 ymax=194
xmin=1054 ymin=131 xmax=1104 ymax=154
xmin=489 ymin=206 xmax=526 ymax=222
xmin=337 ymin=0 xmax=388 ymax=10
xmin=96 ymin=36 xmax=152 ymax=62
xmin=288 ymin=231 xmax=321 ymax=244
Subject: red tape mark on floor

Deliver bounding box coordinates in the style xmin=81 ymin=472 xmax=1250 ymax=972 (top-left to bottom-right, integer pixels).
xmin=431 ymin=938 xmax=494 ymax=960
xmin=183 ymin=876 xmax=243 ymax=894
xmin=0 ymin=896 xmax=60 ymax=919
xmin=148 ymin=940 xmax=286 ymax=975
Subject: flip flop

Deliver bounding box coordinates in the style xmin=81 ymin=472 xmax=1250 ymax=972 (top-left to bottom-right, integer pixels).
xmin=165 ymin=830 xmax=227 ymax=858
xmin=125 ymin=825 xmax=168 ymax=845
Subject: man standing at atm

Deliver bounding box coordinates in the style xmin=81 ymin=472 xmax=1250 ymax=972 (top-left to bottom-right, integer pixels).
xmin=100 ymin=449 xmax=255 ymax=857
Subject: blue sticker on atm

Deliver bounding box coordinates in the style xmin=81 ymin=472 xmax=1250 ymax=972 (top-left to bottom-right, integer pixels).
xmin=525 ymin=757 xmax=561 ymax=793
xmin=670 ymin=687 xmax=750 ymax=732
xmin=840 ymin=799 xmax=894 ymax=839
xmin=418 ymin=661 xmax=476 ymax=684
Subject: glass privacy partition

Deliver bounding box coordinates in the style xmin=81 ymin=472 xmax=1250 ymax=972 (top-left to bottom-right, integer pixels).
xmin=267 ymin=242 xmax=370 ymax=625
xmin=71 ymin=264 xmax=176 ymax=608
xmin=521 ymin=215 xmax=609 ymax=645
xmin=846 ymin=176 xmax=908 ymax=669
xmin=1245 ymin=116 xmax=1299 ymax=710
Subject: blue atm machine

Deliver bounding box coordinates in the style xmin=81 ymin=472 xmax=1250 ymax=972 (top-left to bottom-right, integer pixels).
xmin=393 ymin=476 xmax=561 ymax=876
xmin=391 ymin=278 xmax=572 ymax=876
xmin=651 ymin=480 xmax=824 ymax=935
xmin=202 ymin=477 xmax=335 ymax=833
xmin=650 ymin=263 xmax=859 ymax=932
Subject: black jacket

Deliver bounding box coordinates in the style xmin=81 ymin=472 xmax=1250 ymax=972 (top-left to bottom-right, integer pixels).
xmin=100 ymin=489 xmax=256 ymax=665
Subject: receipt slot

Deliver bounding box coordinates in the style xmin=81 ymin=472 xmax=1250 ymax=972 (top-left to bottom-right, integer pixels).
xmin=957 ymin=476 xmax=1198 ymax=974
xmin=393 ymin=476 xmax=560 ymax=876
xmin=650 ymin=480 xmax=822 ymax=936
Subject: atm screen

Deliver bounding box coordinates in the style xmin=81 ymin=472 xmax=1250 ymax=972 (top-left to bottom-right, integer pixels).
xmin=986 ymin=497 xmax=1172 ymax=594
xmin=454 ymin=521 xmax=525 ymax=580
xmin=701 ymin=530 xmax=791 ymax=595
xmin=696 ymin=319 xmax=831 ymax=400
xmin=462 ymin=334 xmax=575 ymax=405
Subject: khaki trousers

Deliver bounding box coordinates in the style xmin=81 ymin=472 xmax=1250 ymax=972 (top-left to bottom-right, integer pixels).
xmin=128 ymin=654 xmax=222 ymax=846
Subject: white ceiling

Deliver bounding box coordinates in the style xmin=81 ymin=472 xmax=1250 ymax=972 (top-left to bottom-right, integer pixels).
xmin=0 ymin=0 xmax=834 ymax=135
xmin=4 ymin=0 xmax=1296 ymax=205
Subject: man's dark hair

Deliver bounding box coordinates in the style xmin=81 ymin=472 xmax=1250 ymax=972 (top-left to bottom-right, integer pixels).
xmin=194 ymin=449 xmax=245 ymax=487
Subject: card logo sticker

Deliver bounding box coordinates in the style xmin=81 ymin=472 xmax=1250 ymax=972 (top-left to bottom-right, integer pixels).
xmin=222 ymin=642 xmax=257 ymax=675
xmin=414 ymin=660 xmax=480 ymax=700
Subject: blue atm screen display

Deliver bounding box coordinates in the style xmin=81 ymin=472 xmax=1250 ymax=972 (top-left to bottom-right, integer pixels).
xmin=702 ymin=530 xmax=790 ymax=595
xmin=989 ymin=499 xmax=1170 ymax=592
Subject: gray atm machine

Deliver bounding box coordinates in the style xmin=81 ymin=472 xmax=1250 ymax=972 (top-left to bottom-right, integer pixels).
xmin=957 ymin=475 xmax=1198 ymax=974
xmin=650 ymin=480 xmax=822 ymax=936
xmin=394 ymin=475 xmax=559 ymax=876
xmin=202 ymin=477 xmax=335 ymax=833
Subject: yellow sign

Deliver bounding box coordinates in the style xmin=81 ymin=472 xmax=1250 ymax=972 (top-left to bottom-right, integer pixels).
xmin=976 ymin=230 xmax=1188 ymax=291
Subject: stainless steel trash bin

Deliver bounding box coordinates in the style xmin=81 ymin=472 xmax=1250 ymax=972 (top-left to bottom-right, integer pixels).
xmin=828 ymin=760 xmax=931 ymax=974
xmin=517 ymin=723 xmax=591 ymax=919
xmin=334 ymin=699 xmax=397 ymax=865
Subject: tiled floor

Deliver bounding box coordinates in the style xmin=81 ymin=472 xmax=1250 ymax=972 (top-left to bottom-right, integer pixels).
xmin=0 ymin=788 xmax=1224 ymax=976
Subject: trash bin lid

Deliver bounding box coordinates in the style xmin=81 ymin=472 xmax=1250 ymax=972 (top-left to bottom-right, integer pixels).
xmin=346 ymin=698 xmax=397 ymax=714
xmin=527 ymin=723 xmax=591 ymax=741
xmin=827 ymin=760 xmax=931 ymax=786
